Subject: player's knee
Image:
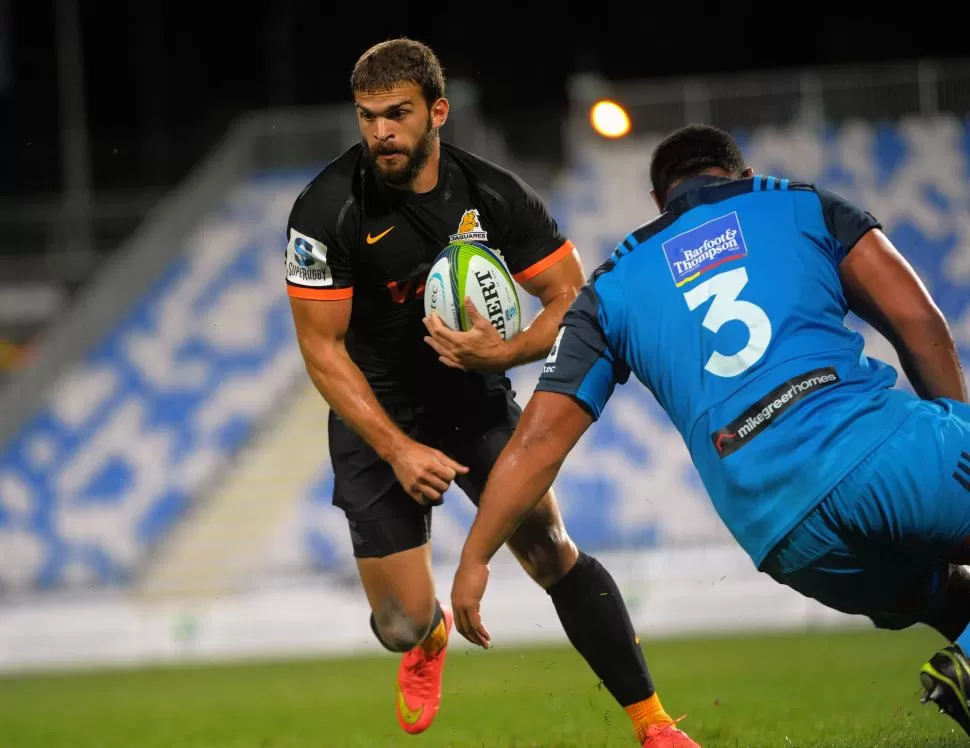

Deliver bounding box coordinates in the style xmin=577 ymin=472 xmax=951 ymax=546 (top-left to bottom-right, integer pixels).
xmin=371 ymin=601 xmax=433 ymax=651
xmin=508 ymin=521 xmax=579 ymax=589
xmin=376 ymin=617 xmax=426 ymax=651
xmin=869 ymin=613 xmax=915 ymax=631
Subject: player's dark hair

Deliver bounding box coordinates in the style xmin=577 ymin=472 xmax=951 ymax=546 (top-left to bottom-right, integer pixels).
xmin=650 ymin=124 xmax=747 ymax=207
xmin=351 ymin=38 xmax=446 ymax=107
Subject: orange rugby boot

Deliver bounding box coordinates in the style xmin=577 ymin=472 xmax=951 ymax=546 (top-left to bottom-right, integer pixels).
xmin=394 ymin=606 xmax=453 ymax=734
xmin=641 ymin=717 xmax=701 ymax=747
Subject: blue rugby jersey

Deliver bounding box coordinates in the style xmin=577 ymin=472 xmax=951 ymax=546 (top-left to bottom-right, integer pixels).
xmin=537 ymin=174 xmax=915 ymax=566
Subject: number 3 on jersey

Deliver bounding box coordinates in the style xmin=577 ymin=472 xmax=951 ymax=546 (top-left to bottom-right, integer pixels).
xmin=683 ymin=267 xmax=771 ymax=378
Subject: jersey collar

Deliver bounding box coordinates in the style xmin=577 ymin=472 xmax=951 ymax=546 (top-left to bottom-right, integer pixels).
xmin=664 ymin=174 xmax=734 ymax=209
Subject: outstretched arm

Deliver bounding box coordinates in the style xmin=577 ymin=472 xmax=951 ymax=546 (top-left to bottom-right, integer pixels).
xmin=451 ymin=390 xmax=593 ymax=647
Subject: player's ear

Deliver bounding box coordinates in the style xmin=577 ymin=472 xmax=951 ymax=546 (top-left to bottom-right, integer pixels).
xmin=649 ymin=188 xmax=663 ymax=212
xmin=430 ymin=97 xmax=449 ymax=129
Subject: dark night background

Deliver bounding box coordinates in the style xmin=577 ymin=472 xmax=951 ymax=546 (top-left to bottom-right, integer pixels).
xmin=1 ymin=1 xmax=967 ymax=200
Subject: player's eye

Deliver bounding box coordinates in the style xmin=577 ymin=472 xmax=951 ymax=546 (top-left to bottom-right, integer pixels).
xmin=388 ymin=109 xmax=409 ymax=120
xmin=358 ymin=111 xmax=375 ymax=122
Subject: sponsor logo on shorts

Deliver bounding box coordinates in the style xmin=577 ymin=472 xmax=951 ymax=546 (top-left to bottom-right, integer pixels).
xmin=711 ymin=367 xmax=840 ymax=457
xmin=449 ymin=208 xmax=489 ymax=242
xmin=546 ymin=328 xmax=566 ymax=364
xmin=662 ymin=212 xmax=748 ymax=287
xmin=542 ymin=328 xmax=567 ymax=374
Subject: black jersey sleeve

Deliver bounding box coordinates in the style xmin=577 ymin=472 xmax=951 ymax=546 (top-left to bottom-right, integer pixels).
xmin=285 ymin=180 xmax=355 ymax=301
xmin=815 ymin=187 xmax=882 ymax=263
xmin=497 ymin=172 xmax=575 ymax=284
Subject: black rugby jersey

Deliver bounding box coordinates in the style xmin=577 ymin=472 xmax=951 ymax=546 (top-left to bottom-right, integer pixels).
xmin=285 ymin=142 xmax=575 ymax=410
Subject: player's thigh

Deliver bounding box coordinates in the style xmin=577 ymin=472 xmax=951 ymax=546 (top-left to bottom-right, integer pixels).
xmin=446 ymin=388 xmax=522 ymax=504
xmin=346 ymin=510 xmax=437 ymax=637
xmin=329 ymin=409 xmax=428 ymax=540
xmin=355 ymin=526 xmax=436 ymax=639
xmin=763 ymin=501 xmax=947 ymax=630
xmin=329 ymin=411 xmax=437 ymax=628
xmin=760 ymin=398 xmax=970 ymax=630
xmin=774 ymin=546 xmax=946 ymax=630
xmin=451 ymin=391 xmax=577 ymax=587
xmin=836 ymin=398 xmax=970 ymax=562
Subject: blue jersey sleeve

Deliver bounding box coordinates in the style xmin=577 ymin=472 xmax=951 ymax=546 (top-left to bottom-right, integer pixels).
xmin=534 ymin=285 xmax=631 ymax=420
xmin=815 ymin=187 xmax=882 ymax=262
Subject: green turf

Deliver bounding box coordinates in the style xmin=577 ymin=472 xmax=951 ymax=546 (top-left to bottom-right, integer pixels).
xmin=0 ymin=625 xmax=965 ymax=747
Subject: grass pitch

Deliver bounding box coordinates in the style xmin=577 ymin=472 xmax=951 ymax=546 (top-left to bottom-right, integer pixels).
xmin=0 ymin=625 xmax=965 ymax=747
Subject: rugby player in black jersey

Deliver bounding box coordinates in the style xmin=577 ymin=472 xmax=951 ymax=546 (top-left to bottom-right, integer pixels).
xmin=284 ymin=38 xmax=698 ymax=747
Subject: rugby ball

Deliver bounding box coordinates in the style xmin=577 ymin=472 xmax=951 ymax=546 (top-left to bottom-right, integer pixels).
xmin=424 ymin=241 xmax=521 ymax=341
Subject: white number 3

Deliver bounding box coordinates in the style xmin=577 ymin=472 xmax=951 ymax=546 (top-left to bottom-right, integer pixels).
xmin=683 ymin=267 xmax=772 ymax=378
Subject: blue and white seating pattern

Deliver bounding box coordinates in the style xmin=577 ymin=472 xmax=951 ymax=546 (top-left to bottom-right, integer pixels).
xmin=0 ymin=175 xmax=313 ymax=592
xmin=2 ymin=117 xmax=969 ymax=591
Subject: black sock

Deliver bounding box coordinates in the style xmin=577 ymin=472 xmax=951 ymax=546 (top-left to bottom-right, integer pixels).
xmin=369 ymin=599 xmax=444 ymax=653
xmin=547 ymin=551 xmax=655 ymax=706
xmin=923 ymin=565 xmax=970 ymax=642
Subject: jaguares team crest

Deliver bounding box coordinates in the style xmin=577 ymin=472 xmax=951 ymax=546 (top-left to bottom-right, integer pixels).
xmin=449 ymin=209 xmax=489 ymax=242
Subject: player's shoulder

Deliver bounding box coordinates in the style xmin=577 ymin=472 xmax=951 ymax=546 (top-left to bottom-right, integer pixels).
xmin=288 ymin=143 xmax=363 ymax=229
xmin=750 ymin=176 xmax=858 ymax=208
xmin=442 ymin=142 xmax=536 ymax=202
xmin=772 ymin=178 xmax=842 ymax=206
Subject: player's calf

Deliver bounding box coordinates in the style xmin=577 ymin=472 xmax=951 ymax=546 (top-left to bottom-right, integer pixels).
xmin=916 ymin=566 xmax=970 ymax=735
xmin=908 ymin=566 xmax=970 ymax=731
xmin=505 ymin=492 xmax=693 ymax=744
xmin=919 ymin=565 xmax=970 ymax=642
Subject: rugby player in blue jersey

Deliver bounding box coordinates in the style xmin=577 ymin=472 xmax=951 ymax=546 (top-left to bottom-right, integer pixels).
xmin=450 ymin=124 xmax=970 ymax=735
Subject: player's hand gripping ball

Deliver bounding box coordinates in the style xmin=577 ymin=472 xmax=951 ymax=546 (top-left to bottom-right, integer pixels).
xmin=423 ymin=242 xmax=521 ymax=372
xmin=423 ymin=242 xmax=521 ymax=340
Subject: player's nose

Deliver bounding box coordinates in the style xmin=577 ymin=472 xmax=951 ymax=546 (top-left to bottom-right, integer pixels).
xmin=375 ymin=119 xmax=393 ymax=141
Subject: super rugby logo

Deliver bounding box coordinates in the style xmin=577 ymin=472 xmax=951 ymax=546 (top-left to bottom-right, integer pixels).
xmin=663 ymin=212 xmax=748 ymax=287
xmin=286 ymin=229 xmax=333 ymax=287
xmin=449 ymin=209 xmax=489 ymax=242
xmin=712 ymin=367 xmax=840 ymax=457
xmin=293 ymin=238 xmax=314 ymax=267
xmin=473 ymin=268 xmax=507 ymax=337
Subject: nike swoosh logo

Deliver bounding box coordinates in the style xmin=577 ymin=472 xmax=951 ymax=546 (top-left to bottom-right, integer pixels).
xmin=366 ymin=226 xmax=395 ymax=244
xmin=396 ymin=683 xmax=424 ymax=725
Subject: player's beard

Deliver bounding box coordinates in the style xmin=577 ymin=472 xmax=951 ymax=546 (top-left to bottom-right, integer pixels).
xmin=365 ymin=122 xmax=436 ymax=189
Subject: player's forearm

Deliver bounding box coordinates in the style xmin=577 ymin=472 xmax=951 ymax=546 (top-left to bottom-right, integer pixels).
xmin=895 ymin=316 xmax=968 ymax=402
xmin=460 ymin=449 xmax=562 ymax=565
xmin=502 ymin=292 xmax=575 ymax=368
xmin=303 ymin=345 xmax=410 ymax=460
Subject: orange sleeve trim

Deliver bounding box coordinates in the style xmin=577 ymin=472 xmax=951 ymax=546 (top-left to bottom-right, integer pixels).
xmin=513 ymin=240 xmax=576 ymax=283
xmin=287 ymin=285 xmax=353 ymax=301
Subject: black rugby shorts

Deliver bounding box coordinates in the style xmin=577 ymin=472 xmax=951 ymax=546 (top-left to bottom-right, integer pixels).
xmin=329 ymin=386 xmax=522 ymax=558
